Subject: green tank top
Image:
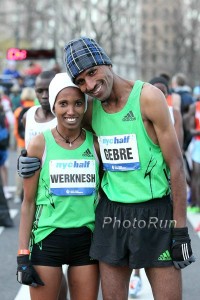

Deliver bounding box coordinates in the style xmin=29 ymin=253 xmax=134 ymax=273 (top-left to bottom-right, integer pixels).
xmin=92 ymin=80 xmax=170 ymax=203
xmin=32 ymin=129 xmax=99 ymax=244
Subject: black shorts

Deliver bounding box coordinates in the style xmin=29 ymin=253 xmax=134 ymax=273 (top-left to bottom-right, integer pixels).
xmin=31 ymin=226 xmax=98 ymax=267
xmin=90 ymin=195 xmax=174 ymax=269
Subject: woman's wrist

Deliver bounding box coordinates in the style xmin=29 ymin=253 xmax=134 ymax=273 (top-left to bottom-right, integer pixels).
xmin=17 ymin=249 xmax=30 ymax=255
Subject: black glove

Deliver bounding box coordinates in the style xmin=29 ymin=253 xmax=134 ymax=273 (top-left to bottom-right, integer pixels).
xmin=171 ymin=227 xmax=195 ymax=269
xmin=17 ymin=255 xmax=44 ymax=287
xmin=17 ymin=149 xmax=41 ymax=178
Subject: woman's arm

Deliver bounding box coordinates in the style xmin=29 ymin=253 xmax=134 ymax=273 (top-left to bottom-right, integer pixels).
xmin=18 ymin=134 xmax=45 ymax=250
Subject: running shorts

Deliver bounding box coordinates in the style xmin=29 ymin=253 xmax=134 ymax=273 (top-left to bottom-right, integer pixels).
xmin=90 ymin=194 xmax=174 ymax=268
xmin=31 ymin=226 xmax=98 ymax=267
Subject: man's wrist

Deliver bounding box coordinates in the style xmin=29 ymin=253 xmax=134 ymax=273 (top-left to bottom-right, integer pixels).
xmin=172 ymin=227 xmax=188 ymax=236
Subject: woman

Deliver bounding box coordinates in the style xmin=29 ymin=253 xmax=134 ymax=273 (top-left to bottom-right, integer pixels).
xmin=17 ymin=73 xmax=100 ymax=300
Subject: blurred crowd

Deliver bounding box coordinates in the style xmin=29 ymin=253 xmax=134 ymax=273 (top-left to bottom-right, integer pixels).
xmin=0 ymin=60 xmax=61 ymax=203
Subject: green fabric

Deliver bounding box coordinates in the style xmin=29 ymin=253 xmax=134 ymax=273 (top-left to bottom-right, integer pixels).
xmin=92 ymin=80 xmax=170 ymax=203
xmin=34 ymin=97 xmax=40 ymax=106
xmin=32 ymin=129 xmax=99 ymax=244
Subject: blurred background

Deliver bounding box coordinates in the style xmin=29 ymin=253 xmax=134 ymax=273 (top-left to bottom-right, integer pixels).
xmin=0 ymin=0 xmax=200 ymax=85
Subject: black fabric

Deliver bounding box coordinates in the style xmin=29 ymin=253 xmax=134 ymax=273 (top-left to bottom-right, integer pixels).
xmin=31 ymin=227 xmax=98 ymax=267
xmin=0 ymin=174 xmax=13 ymax=227
xmin=90 ymin=194 xmax=174 ymax=269
xmin=176 ymin=90 xmax=194 ymax=151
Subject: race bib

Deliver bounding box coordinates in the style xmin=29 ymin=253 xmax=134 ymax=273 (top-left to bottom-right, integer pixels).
xmin=49 ymin=159 xmax=96 ymax=196
xmin=98 ymin=134 xmax=140 ymax=171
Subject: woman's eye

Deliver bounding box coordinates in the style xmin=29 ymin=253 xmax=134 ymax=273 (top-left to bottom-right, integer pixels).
xmin=60 ymin=102 xmax=66 ymax=106
xmin=76 ymin=101 xmax=84 ymax=106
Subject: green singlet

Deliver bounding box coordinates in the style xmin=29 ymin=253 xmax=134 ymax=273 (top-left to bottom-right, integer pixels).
xmin=92 ymin=80 xmax=170 ymax=203
xmin=32 ymin=129 xmax=99 ymax=244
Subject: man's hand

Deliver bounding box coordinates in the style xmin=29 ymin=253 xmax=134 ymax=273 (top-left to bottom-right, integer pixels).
xmin=17 ymin=149 xmax=41 ymax=178
xmin=171 ymin=227 xmax=195 ymax=269
xmin=17 ymin=255 xmax=44 ymax=287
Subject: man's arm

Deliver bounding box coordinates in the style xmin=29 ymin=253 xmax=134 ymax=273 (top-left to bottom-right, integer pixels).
xmin=141 ymin=84 xmax=195 ymax=269
xmin=141 ymin=84 xmax=187 ymax=227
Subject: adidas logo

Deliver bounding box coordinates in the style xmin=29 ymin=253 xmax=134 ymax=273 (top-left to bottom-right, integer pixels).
xmin=158 ymin=250 xmax=172 ymax=261
xmin=122 ymin=111 xmax=136 ymax=121
xmin=82 ymin=148 xmax=93 ymax=157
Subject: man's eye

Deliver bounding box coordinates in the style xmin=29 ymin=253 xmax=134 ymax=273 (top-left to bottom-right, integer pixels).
xmin=76 ymin=79 xmax=84 ymax=86
xmin=89 ymin=69 xmax=96 ymax=76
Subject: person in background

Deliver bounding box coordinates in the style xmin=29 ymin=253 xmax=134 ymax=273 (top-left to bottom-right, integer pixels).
xmin=171 ymin=73 xmax=194 ymax=152
xmin=149 ymin=76 xmax=183 ymax=148
xmin=0 ymin=86 xmax=14 ymax=199
xmin=2 ymin=61 xmax=21 ymax=81
xmin=13 ymin=87 xmax=35 ymax=203
xmin=0 ymin=89 xmax=13 ymax=227
xmin=10 ymin=84 xmax=22 ymax=112
xmin=17 ymin=73 xmax=100 ymax=300
xmin=0 ymin=172 xmax=14 ymax=227
xmin=193 ymin=84 xmax=200 ymax=102
xmin=159 ymin=72 xmax=181 ymax=112
xmin=24 ymin=71 xmax=57 ymax=148
xmin=184 ymin=98 xmax=200 ymax=215
xmin=51 ymin=61 xmax=62 ymax=74
xmin=23 ymin=62 xmax=42 ymax=77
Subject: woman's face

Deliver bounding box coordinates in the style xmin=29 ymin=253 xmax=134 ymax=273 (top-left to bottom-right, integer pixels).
xmin=54 ymin=87 xmax=85 ymax=130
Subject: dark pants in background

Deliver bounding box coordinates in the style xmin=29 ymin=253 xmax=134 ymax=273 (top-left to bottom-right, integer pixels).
xmin=0 ymin=174 xmax=13 ymax=227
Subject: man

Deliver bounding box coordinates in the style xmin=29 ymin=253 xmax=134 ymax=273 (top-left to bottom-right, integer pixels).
xmin=18 ymin=37 xmax=195 ymax=300
xmin=24 ymin=70 xmax=57 ymax=149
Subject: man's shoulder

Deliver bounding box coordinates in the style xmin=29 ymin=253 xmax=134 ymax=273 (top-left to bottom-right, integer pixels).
xmin=140 ymin=81 xmax=159 ymax=99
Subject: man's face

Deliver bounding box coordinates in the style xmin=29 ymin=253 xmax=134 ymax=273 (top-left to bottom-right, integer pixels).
xmin=35 ymin=77 xmax=52 ymax=111
xmin=74 ymin=65 xmax=113 ymax=101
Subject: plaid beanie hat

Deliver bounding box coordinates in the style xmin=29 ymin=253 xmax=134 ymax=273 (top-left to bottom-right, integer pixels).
xmin=64 ymin=37 xmax=112 ymax=81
